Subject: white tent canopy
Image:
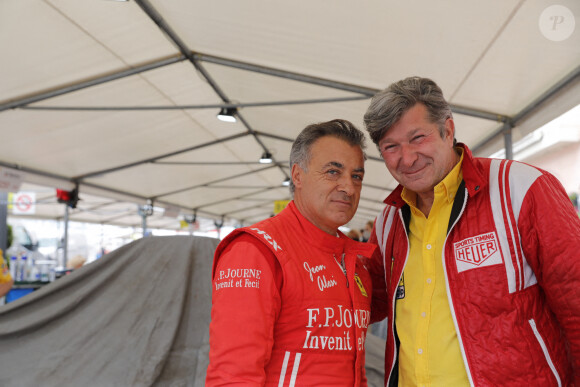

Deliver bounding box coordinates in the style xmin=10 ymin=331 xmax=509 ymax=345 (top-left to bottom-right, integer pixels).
xmin=1 ymin=0 xmax=579 ymax=232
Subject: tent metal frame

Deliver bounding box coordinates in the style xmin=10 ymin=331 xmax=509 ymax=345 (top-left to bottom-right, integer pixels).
xmin=1 ymin=0 xmax=579 ymax=228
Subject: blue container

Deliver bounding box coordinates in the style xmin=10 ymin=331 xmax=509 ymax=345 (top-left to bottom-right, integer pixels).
xmin=5 ymin=288 xmax=35 ymax=303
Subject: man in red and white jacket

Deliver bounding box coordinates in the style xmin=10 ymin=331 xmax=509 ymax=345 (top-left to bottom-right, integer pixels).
xmin=206 ymin=119 xmax=377 ymax=386
xmin=364 ymin=76 xmax=580 ymax=386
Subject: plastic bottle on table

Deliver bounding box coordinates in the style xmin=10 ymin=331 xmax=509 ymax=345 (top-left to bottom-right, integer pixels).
xmin=20 ymin=255 xmax=27 ymax=282
xmin=29 ymin=257 xmax=39 ymax=282
xmin=9 ymin=255 xmax=17 ymax=279
xmin=6 ymin=245 xmax=18 ymax=279
xmin=14 ymin=254 xmax=21 ymax=282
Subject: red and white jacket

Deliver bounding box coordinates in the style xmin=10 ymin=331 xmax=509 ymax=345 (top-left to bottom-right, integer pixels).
xmin=206 ymin=201 xmax=377 ymax=386
xmin=369 ymin=144 xmax=580 ymax=386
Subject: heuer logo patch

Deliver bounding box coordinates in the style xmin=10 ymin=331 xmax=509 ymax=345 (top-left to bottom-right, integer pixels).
xmin=454 ymin=231 xmax=503 ymax=273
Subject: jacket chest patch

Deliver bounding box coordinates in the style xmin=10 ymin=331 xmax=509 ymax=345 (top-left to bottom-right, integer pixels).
xmin=453 ymin=231 xmax=503 ymax=273
xmin=354 ymin=274 xmax=368 ymax=297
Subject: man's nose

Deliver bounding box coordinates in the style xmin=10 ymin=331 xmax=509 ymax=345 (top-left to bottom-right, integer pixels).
xmin=400 ymin=144 xmax=418 ymax=167
xmin=337 ymin=175 xmax=356 ymax=196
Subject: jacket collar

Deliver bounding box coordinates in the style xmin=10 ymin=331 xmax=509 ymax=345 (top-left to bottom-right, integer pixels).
xmin=286 ymin=201 xmax=376 ymax=257
xmin=382 ymin=143 xmax=487 ymax=207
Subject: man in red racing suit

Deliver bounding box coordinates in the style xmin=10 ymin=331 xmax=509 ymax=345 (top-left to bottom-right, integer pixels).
xmin=206 ymin=119 xmax=377 ymax=386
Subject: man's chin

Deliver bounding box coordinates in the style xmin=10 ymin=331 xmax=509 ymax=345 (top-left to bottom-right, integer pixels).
xmin=331 ymin=212 xmax=356 ymax=227
xmin=400 ymin=177 xmax=432 ymax=192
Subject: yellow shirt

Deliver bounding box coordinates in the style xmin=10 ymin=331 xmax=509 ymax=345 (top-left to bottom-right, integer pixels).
xmin=396 ymin=150 xmax=469 ymax=387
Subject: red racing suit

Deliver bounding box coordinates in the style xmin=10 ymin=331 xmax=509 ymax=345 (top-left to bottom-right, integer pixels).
xmin=369 ymin=144 xmax=580 ymax=386
xmin=207 ymin=201 xmax=377 ymax=386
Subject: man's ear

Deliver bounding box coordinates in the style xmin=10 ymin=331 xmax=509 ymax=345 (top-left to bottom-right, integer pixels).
xmin=291 ymin=164 xmax=303 ymax=189
xmin=444 ymin=117 xmax=455 ymax=145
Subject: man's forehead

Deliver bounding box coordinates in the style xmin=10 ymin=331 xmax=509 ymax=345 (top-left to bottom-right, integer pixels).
xmin=307 ymin=136 xmax=363 ymax=162
xmin=379 ymin=127 xmax=423 ymax=144
xmin=323 ymin=160 xmax=365 ymax=171
xmin=378 ymin=104 xmax=433 ymax=141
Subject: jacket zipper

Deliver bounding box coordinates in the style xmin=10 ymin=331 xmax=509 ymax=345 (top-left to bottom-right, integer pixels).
xmin=386 ymin=209 xmax=410 ymax=386
xmin=333 ymin=253 xmax=348 ymax=288
xmin=441 ymin=187 xmax=475 ymax=387
xmin=528 ymin=319 xmax=562 ymax=387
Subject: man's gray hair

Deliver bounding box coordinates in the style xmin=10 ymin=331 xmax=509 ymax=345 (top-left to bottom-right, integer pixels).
xmin=363 ymin=76 xmax=453 ymax=146
xmin=289 ymin=119 xmax=366 ymax=194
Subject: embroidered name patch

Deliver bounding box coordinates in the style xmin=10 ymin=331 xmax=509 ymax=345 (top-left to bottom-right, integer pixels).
xmin=453 ymin=231 xmax=503 ymax=273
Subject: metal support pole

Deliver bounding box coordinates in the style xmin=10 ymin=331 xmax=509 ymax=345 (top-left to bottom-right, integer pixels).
xmin=184 ymin=210 xmax=197 ymax=236
xmin=214 ymin=217 xmax=224 ymax=240
xmin=141 ymin=211 xmax=148 ymax=238
xmin=138 ymin=202 xmax=153 ymax=237
xmin=63 ymin=204 xmax=69 ymax=269
xmin=503 ymin=122 xmax=514 ymax=160
xmin=0 ymin=192 xmax=8 ymax=253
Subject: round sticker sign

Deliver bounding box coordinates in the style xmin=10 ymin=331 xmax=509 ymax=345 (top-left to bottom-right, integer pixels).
xmin=13 ymin=192 xmax=36 ymax=215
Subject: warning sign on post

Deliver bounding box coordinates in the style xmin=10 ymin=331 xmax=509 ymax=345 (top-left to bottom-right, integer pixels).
xmin=12 ymin=192 xmax=36 ymax=215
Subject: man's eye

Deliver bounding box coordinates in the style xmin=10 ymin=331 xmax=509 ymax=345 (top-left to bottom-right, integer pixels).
xmin=382 ymin=144 xmax=396 ymax=152
xmin=326 ymin=169 xmax=339 ymax=175
xmin=411 ymin=135 xmax=425 ymax=142
xmin=352 ymin=174 xmax=364 ymax=181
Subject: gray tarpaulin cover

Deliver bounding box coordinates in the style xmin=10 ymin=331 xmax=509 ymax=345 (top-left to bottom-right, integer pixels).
xmin=0 ymin=235 xmax=385 ymax=387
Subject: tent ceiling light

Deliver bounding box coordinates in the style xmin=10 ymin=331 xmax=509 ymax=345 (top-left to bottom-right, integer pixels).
xmin=282 ymin=178 xmax=291 ymax=187
xmin=217 ymin=107 xmax=237 ymax=123
xmin=259 ymin=151 xmax=273 ymax=164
